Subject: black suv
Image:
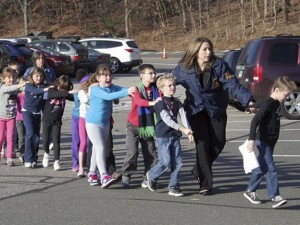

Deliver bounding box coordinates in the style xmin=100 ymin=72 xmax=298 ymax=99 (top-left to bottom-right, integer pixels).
xmin=236 ymin=35 xmax=300 ymax=120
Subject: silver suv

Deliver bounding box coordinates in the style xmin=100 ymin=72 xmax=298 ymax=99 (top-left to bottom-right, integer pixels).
xmin=79 ymin=38 xmax=143 ymax=73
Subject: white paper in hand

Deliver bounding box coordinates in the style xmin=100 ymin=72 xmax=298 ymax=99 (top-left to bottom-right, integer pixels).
xmin=239 ymin=140 xmax=260 ymax=174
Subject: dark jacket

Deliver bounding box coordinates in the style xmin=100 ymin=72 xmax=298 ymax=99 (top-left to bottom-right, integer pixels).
xmin=173 ymin=58 xmax=254 ymax=119
xmin=23 ymin=83 xmax=45 ymax=113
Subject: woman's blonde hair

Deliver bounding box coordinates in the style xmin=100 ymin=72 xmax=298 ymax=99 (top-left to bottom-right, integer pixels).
xmin=179 ymin=37 xmax=216 ymax=70
xmin=273 ymin=76 xmax=297 ymax=92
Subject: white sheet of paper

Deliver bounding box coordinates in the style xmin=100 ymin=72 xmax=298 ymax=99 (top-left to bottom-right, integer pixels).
xmin=239 ymin=140 xmax=260 ymax=174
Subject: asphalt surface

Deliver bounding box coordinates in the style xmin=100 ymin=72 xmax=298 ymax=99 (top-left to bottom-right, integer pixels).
xmin=0 ymin=53 xmax=299 ymax=225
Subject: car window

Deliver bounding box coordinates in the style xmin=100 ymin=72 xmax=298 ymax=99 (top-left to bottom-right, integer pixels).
xmin=269 ymin=43 xmax=298 ymax=65
xmin=106 ymin=41 xmax=122 ymax=48
xmin=80 ymin=41 xmax=88 ymax=47
xmin=57 ymin=42 xmax=71 ymax=52
xmin=42 ymin=42 xmax=54 ymax=49
xmin=71 ymin=43 xmax=87 ymax=51
xmin=238 ymin=41 xmax=261 ymax=65
xmin=126 ymin=41 xmax=138 ymax=48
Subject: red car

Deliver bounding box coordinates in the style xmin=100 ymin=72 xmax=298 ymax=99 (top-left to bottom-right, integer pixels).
xmin=27 ymin=46 xmax=75 ymax=77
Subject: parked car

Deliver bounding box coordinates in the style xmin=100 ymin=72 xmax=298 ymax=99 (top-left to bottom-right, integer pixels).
xmin=222 ymin=49 xmax=242 ymax=74
xmin=27 ymin=39 xmax=90 ymax=72
xmin=235 ymin=35 xmax=300 ymax=119
xmin=27 ymin=46 xmax=75 ymax=76
xmin=87 ymin=48 xmax=111 ymax=73
xmin=17 ymin=36 xmax=40 ymax=44
xmin=0 ymin=42 xmax=11 ymax=70
xmin=2 ymin=41 xmax=32 ymax=74
xmin=79 ymin=38 xmax=143 ymax=73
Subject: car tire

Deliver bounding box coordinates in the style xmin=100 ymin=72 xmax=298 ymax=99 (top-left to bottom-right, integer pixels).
xmin=280 ymin=92 xmax=300 ymax=120
xmin=111 ymin=57 xmax=121 ymax=73
xmin=121 ymin=66 xmax=132 ymax=73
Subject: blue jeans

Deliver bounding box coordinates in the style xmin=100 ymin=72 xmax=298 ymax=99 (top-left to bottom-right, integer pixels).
xmin=246 ymin=140 xmax=279 ymax=199
xmin=148 ymin=136 xmax=182 ymax=189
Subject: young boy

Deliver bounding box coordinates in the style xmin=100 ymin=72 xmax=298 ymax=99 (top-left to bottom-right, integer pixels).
xmin=120 ymin=64 xmax=161 ymax=187
xmin=146 ymin=74 xmax=193 ymax=197
xmin=243 ymin=76 xmax=296 ymax=208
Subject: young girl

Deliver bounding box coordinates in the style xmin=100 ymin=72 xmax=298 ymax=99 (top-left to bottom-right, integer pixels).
xmin=0 ymin=67 xmax=25 ymax=166
xmin=42 ymin=75 xmax=77 ymax=171
xmin=77 ymin=75 xmax=90 ymax=177
xmin=16 ymin=77 xmax=27 ymax=163
xmin=85 ymin=64 xmax=136 ymax=188
xmin=23 ymin=67 xmax=49 ymax=168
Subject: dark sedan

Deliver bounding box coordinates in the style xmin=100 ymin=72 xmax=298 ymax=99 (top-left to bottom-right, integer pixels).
xmin=87 ymin=48 xmax=111 ymax=73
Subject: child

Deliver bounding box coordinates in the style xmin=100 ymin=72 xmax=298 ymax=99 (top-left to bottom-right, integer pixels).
xmin=120 ymin=64 xmax=161 ymax=188
xmin=243 ymin=76 xmax=296 ymax=208
xmin=42 ymin=75 xmax=77 ymax=171
xmin=16 ymin=77 xmax=27 ymax=163
xmin=0 ymin=67 xmax=25 ymax=166
xmin=146 ymin=74 xmax=194 ymax=196
xmin=23 ymin=67 xmax=50 ymax=168
xmin=77 ymin=75 xmax=90 ymax=177
xmin=71 ymin=70 xmax=89 ymax=172
xmin=85 ymin=64 xmax=136 ymax=188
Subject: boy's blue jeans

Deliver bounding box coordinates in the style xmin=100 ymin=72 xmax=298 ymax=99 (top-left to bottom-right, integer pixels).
xmin=148 ymin=136 xmax=182 ymax=189
xmin=246 ymin=140 xmax=279 ymax=199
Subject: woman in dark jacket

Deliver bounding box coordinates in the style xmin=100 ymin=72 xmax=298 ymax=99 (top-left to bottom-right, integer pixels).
xmin=173 ymin=37 xmax=255 ymax=195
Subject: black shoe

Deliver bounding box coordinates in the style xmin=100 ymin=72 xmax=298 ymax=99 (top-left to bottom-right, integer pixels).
xmin=243 ymin=191 xmax=262 ymax=204
xmin=272 ymin=196 xmax=287 ymax=208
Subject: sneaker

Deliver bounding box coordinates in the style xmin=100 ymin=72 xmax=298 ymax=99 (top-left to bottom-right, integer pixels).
xmin=121 ymin=175 xmax=130 ymax=188
xmin=53 ymin=160 xmax=61 ymax=171
xmin=0 ymin=151 xmax=5 ymax=159
xmin=243 ymin=191 xmax=262 ymax=204
xmin=77 ymin=168 xmax=85 ymax=177
xmin=101 ymin=175 xmax=117 ymax=188
xmin=31 ymin=161 xmax=37 ymax=168
xmin=19 ymin=156 xmax=24 ymax=164
xmin=72 ymin=167 xmax=79 ymax=172
xmin=42 ymin=153 xmax=49 ymax=168
xmin=168 ymin=188 xmax=184 ymax=197
xmin=272 ymin=196 xmax=287 ymax=208
xmin=24 ymin=162 xmax=32 ymax=168
xmin=146 ymin=172 xmax=157 ymax=192
xmin=87 ymin=173 xmax=100 ymax=186
xmin=141 ymin=179 xmax=148 ymax=188
xmin=7 ymin=158 xmax=15 ymax=167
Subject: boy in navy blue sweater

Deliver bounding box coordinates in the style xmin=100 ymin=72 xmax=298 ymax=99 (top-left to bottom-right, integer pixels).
xmin=147 ymin=74 xmax=193 ymax=197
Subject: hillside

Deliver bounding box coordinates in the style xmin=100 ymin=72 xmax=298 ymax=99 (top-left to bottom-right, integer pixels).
xmin=0 ymin=0 xmax=299 ymax=51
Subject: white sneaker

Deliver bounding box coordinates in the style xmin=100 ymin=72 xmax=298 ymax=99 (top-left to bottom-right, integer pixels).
xmin=24 ymin=162 xmax=32 ymax=168
xmin=53 ymin=160 xmax=61 ymax=171
xmin=42 ymin=153 xmax=49 ymax=168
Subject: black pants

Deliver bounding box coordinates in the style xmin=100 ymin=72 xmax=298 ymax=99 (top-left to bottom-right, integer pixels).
xmin=42 ymin=120 xmax=62 ymax=161
xmin=86 ymin=124 xmax=116 ymax=175
xmin=190 ymin=111 xmax=227 ymax=191
xmin=16 ymin=121 xmax=25 ymax=155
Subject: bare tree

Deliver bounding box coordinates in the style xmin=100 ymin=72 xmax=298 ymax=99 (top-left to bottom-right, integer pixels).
xmin=238 ymin=0 xmax=246 ymax=39
xmin=180 ymin=0 xmax=187 ymax=33
xmin=14 ymin=0 xmax=34 ymax=35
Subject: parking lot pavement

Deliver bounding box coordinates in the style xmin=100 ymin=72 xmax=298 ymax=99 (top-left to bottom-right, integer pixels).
xmin=1 ymin=102 xmax=300 ymax=225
